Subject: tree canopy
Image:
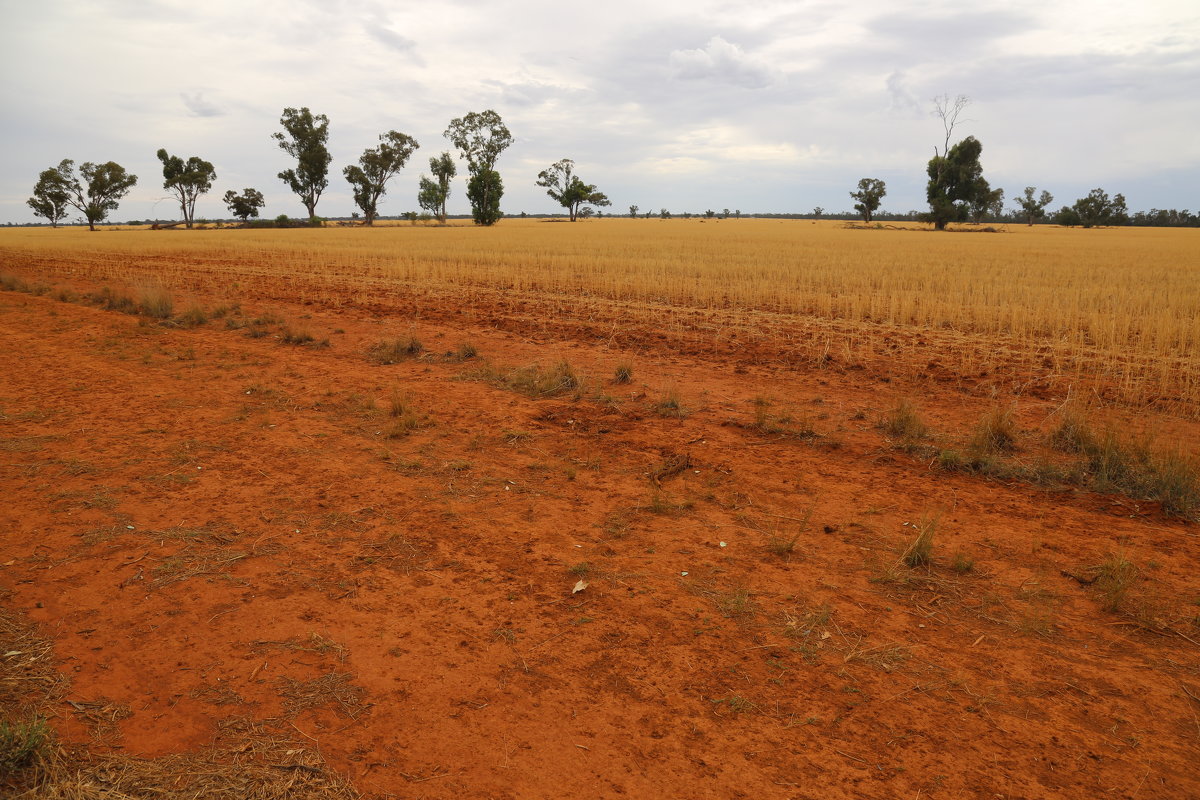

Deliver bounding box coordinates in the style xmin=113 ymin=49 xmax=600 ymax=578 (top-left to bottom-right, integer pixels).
xmin=1070 ymin=188 xmax=1128 ymax=228
xmin=156 ymin=148 xmax=216 ymax=229
xmin=445 ymin=110 xmax=512 ymax=226
xmin=466 ymin=169 xmax=504 ymax=226
xmin=444 ymin=110 xmax=512 ymax=174
xmin=924 ymin=136 xmax=988 ymax=230
xmin=27 ymin=160 xmax=74 ymax=228
xmin=273 ymin=107 xmax=331 ymax=222
xmin=535 ymin=159 xmax=611 ymax=221
xmin=417 ymin=152 xmax=456 ymax=222
xmin=343 ymin=130 xmax=420 ymax=225
xmin=223 ymin=188 xmax=265 ymax=222
xmin=61 ymin=160 xmax=138 ymax=231
xmin=1015 ymin=187 xmax=1054 ymax=226
xmin=849 ymin=178 xmax=886 ymax=223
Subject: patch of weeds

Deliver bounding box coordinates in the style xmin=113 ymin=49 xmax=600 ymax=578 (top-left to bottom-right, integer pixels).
xmin=652 ymin=388 xmax=686 ymax=418
xmin=280 ymin=326 xmax=328 ymax=347
xmin=970 ymin=405 xmax=1018 ymax=453
xmin=173 ymin=306 xmax=209 ymax=328
xmin=600 ymin=510 xmax=634 ymax=539
xmin=712 ymin=695 xmax=758 ymax=714
xmin=1092 ymin=552 xmax=1138 ymax=613
xmin=950 ymin=552 xmax=975 ymax=574
xmin=714 ymin=587 xmax=755 ymax=620
xmin=646 ymin=493 xmax=693 ymax=516
xmin=765 ymin=505 xmax=813 ymax=558
xmin=367 ymin=335 xmax=424 ymax=364
xmin=454 ymin=341 xmax=478 ymax=360
xmin=502 ymin=429 xmax=532 ymax=444
xmin=568 ymin=562 xmax=592 ymax=578
xmin=0 ymin=716 xmax=49 ymax=773
xmin=507 ymin=360 xmax=581 ymax=397
xmin=492 ymin=628 xmax=516 ymax=643
xmin=138 ymin=286 xmax=175 ymax=319
xmin=901 ymin=513 xmax=939 ymax=568
xmin=613 ymin=363 xmax=633 ymax=385
xmin=385 ymin=391 xmax=431 ymax=438
xmin=90 ymin=287 xmax=138 ymax=314
xmin=881 ymin=399 xmax=928 ymax=440
xmin=1048 ymin=405 xmax=1096 ymax=453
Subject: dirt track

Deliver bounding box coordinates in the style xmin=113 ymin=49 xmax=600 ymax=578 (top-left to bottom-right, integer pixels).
xmin=2 ymin=275 xmax=1199 ymax=798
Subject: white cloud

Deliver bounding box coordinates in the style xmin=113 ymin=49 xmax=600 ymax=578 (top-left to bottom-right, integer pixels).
xmin=669 ymin=36 xmax=776 ymax=89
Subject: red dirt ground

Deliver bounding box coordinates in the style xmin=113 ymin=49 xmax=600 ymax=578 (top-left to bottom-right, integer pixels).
xmin=2 ymin=267 xmax=1199 ymax=799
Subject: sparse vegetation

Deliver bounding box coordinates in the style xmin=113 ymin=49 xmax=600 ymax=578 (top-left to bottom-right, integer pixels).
xmin=367 ymin=335 xmax=424 ymax=364
xmin=901 ymin=513 xmax=939 ymax=567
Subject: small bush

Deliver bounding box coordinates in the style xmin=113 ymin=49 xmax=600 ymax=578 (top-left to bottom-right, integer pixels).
xmin=653 ymin=389 xmax=685 ymax=418
xmin=138 ymin=286 xmax=175 ymax=319
xmin=1094 ymin=552 xmax=1137 ymax=612
xmin=280 ymin=326 xmax=315 ymax=346
xmin=902 ymin=513 xmax=938 ymax=568
xmin=881 ymin=399 xmax=927 ymax=440
xmin=456 ymin=341 xmax=478 ymax=360
xmin=613 ymin=363 xmax=634 ymax=385
xmin=970 ymin=406 xmax=1018 ymax=453
xmin=174 ymin=305 xmax=209 ymax=328
xmin=368 ymin=336 xmax=424 ymax=364
xmin=1048 ymin=406 xmax=1096 ymax=453
xmin=0 ymin=716 xmax=49 ymax=773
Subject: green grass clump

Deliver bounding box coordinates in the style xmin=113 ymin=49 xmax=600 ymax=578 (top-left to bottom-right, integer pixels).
xmin=0 ymin=716 xmax=49 ymax=773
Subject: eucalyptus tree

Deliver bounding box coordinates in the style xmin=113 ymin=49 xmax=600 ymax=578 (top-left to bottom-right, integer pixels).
xmin=272 ymin=107 xmax=331 ymax=222
xmin=850 ymin=178 xmax=887 ymax=222
xmin=59 ymin=160 xmax=138 ymax=231
xmin=535 ymin=159 xmax=610 ymax=221
xmin=156 ymin=148 xmax=216 ymax=228
xmin=1015 ymin=187 xmax=1054 ymax=226
xmin=444 ymin=110 xmax=512 ymax=226
xmin=27 ymin=160 xmax=74 ymax=227
xmin=223 ymin=188 xmax=266 ymax=222
xmin=343 ymin=130 xmax=420 ymax=225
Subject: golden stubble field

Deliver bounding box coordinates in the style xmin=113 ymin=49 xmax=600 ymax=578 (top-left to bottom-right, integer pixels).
xmin=1 ymin=218 xmax=1199 ymax=799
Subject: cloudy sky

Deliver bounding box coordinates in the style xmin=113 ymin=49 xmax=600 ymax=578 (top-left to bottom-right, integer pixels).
xmin=2 ymin=0 xmax=1198 ymax=223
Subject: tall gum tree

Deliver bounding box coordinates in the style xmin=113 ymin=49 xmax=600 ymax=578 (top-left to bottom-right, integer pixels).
xmin=62 ymin=160 xmax=138 ymax=231
xmin=444 ymin=110 xmax=512 ymax=226
xmin=28 ymin=160 xmax=74 ymax=227
xmin=535 ymin=159 xmax=611 ymax=221
xmin=343 ymin=130 xmax=420 ymax=225
xmin=156 ymin=149 xmax=216 ymax=228
xmin=273 ymin=107 xmax=331 ymax=222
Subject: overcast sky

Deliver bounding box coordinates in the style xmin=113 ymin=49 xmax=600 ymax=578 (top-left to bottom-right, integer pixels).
xmin=2 ymin=0 xmax=1198 ymax=223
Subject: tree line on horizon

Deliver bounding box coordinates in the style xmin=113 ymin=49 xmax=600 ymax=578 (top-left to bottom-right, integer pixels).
xmin=24 ymin=101 xmax=1199 ymax=230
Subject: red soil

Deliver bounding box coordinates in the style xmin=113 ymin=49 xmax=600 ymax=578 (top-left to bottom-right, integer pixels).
xmin=2 ymin=268 xmax=1199 ymax=799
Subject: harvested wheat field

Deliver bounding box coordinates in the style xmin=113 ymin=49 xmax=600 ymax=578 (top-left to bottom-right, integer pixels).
xmin=2 ymin=219 xmax=1199 ymax=799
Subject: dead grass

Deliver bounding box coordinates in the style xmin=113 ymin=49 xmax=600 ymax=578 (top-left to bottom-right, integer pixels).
xmin=881 ymin=399 xmax=928 ymax=441
xmin=277 ymin=673 xmax=367 ymax=719
xmin=465 ymin=359 xmax=582 ymax=398
xmin=970 ymin=406 xmax=1018 ymax=453
xmin=367 ymin=335 xmax=424 ymax=364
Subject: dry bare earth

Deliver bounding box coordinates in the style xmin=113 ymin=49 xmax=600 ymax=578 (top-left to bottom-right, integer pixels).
xmin=1 ymin=235 xmax=1199 ymax=798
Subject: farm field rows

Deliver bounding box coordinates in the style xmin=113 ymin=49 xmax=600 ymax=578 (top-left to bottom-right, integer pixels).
xmin=1 ymin=220 xmax=1199 ymax=798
